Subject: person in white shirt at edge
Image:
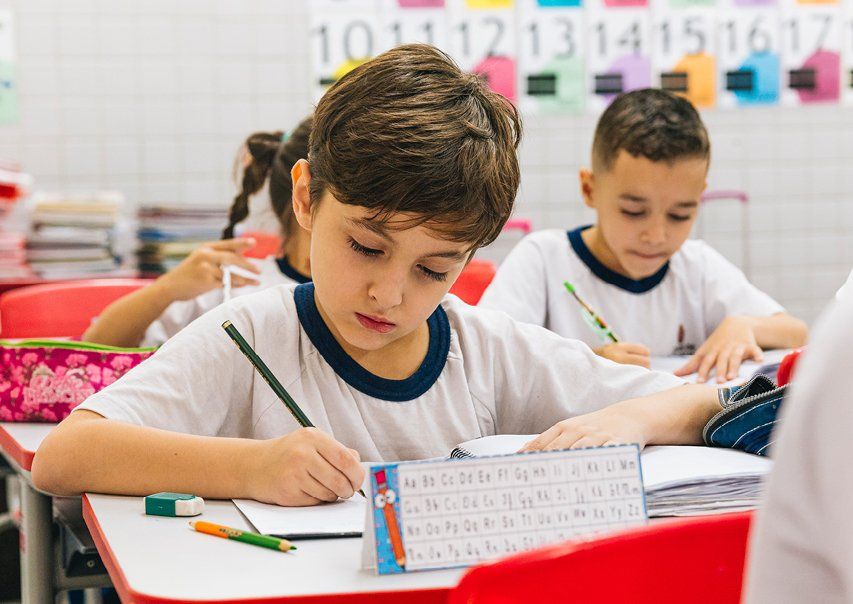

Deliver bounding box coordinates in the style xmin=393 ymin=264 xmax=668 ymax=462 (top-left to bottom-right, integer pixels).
xmin=82 ymin=117 xmax=313 ymax=349
xmin=479 ymin=89 xmax=807 ymax=383
xmin=32 ymin=45 xmax=725 ymax=507
xmin=744 ymin=293 xmax=853 ymax=603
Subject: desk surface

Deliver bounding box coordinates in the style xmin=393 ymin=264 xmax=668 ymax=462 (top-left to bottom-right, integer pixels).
xmin=0 ymin=422 xmax=55 ymax=471
xmin=83 ymin=494 xmax=465 ymax=604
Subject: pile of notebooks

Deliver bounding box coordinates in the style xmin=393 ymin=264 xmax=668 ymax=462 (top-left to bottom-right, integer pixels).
xmin=26 ymin=192 xmax=133 ymax=280
xmin=0 ymin=162 xmax=34 ymax=279
xmin=137 ymin=205 xmax=228 ymax=275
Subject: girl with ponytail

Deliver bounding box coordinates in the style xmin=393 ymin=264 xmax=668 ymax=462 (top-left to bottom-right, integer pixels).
xmin=83 ymin=117 xmax=313 ymax=348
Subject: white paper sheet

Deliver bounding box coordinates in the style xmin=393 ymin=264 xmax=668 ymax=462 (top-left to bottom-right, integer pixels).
xmin=233 ymin=497 xmax=366 ymax=539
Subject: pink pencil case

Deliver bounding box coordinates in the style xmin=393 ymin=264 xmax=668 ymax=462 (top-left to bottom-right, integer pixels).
xmin=0 ymin=340 xmax=156 ymax=423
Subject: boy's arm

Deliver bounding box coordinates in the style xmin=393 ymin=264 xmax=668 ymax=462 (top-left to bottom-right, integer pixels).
xmin=749 ymin=312 xmax=808 ymax=349
xmin=82 ymin=281 xmax=178 ymax=347
xmin=521 ymin=384 xmax=719 ymax=451
xmin=32 ymin=410 xmax=364 ymax=506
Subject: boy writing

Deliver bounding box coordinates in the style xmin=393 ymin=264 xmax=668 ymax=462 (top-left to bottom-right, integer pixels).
xmin=35 ymin=46 xmax=722 ymax=507
xmin=480 ymin=89 xmax=807 ymax=383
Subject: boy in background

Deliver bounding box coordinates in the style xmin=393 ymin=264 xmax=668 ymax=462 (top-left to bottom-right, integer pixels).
xmin=480 ymin=89 xmax=807 ymax=383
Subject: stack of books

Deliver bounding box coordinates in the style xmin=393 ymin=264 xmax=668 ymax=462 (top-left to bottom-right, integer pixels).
xmin=26 ymin=192 xmax=133 ymax=280
xmin=0 ymin=162 xmax=34 ymax=279
xmin=136 ymin=205 xmax=227 ymax=275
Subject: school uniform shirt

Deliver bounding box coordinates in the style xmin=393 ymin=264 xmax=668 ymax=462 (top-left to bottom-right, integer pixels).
xmin=140 ymin=255 xmax=310 ymax=347
xmin=744 ymin=296 xmax=853 ymax=604
xmin=77 ymin=282 xmax=685 ymax=463
xmin=479 ymin=227 xmax=784 ymax=356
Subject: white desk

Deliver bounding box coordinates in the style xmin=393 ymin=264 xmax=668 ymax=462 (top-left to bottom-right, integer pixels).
xmin=83 ymin=494 xmax=465 ymax=603
xmin=0 ymin=422 xmax=110 ymax=604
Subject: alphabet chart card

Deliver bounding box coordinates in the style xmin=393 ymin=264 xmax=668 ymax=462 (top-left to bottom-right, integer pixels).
xmin=309 ymin=0 xmax=382 ymax=102
xmin=585 ymin=2 xmax=652 ymax=111
xmin=446 ymin=0 xmax=519 ymax=101
xmin=364 ymin=444 xmax=646 ymax=575
xmin=517 ymin=0 xmax=586 ymax=114
xmin=779 ymin=1 xmax=842 ymax=105
xmin=716 ymin=6 xmax=781 ymax=107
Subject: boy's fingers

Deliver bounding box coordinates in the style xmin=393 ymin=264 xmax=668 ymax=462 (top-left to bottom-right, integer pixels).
xmin=715 ymin=348 xmax=734 ymax=383
xmin=314 ymin=434 xmax=365 ymax=492
xmin=568 ymin=434 xmax=605 ymax=450
xmin=626 ymin=354 xmax=650 ymax=369
xmin=674 ymin=354 xmax=702 ymax=376
xmin=209 ymin=237 xmax=257 ymax=251
xmin=746 ymin=344 xmax=764 ymax=362
xmin=519 ymin=424 xmax=561 ymax=452
xmin=623 ymin=343 xmax=651 ymax=356
xmin=696 ymin=351 xmax=719 ymax=383
xmin=211 ymin=251 xmax=261 ymax=274
xmin=302 ymin=471 xmax=341 ymax=502
xmin=725 ymin=345 xmax=745 ymax=381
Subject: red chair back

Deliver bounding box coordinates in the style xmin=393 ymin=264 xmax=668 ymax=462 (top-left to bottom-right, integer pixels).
xmin=450 ymin=511 xmax=753 ymax=604
xmin=241 ymin=231 xmax=283 ymax=259
xmin=777 ymin=348 xmax=805 ymax=386
xmin=449 ymin=259 xmax=497 ymax=305
xmin=0 ymin=279 xmax=152 ymax=339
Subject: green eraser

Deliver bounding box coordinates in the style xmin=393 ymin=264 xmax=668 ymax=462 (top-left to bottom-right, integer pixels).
xmin=144 ymin=492 xmax=204 ymax=517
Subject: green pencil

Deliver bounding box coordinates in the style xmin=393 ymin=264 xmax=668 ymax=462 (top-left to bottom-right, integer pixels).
xmin=563 ymin=281 xmax=620 ymax=343
xmin=222 ymin=320 xmax=365 ymax=498
xmin=189 ymin=520 xmax=296 ymax=552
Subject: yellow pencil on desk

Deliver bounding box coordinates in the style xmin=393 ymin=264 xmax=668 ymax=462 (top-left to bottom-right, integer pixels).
xmin=563 ymin=280 xmax=620 ymax=343
xmin=189 ymin=520 xmax=296 ymax=552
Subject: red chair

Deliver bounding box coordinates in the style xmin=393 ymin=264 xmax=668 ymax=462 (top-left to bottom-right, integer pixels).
xmin=777 ymin=348 xmax=805 ymax=386
xmin=450 ymin=511 xmax=753 ymax=604
xmin=241 ymin=231 xmax=282 ymax=259
xmin=0 ymin=279 xmax=152 ymax=339
xmin=449 ymin=259 xmax=497 ymax=305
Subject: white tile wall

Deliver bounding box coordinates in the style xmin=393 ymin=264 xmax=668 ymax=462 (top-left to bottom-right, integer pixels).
xmin=1 ymin=0 xmax=851 ymax=324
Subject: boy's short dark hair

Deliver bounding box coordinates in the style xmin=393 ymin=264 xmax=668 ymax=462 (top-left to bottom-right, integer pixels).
xmin=592 ymin=89 xmax=710 ymax=171
xmin=309 ymin=44 xmax=522 ymax=251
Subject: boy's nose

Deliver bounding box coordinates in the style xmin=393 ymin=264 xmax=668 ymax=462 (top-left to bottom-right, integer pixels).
xmin=641 ymin=221 xmax=667 ymax=245
xmin=368 ymin=271 xmax=405 ymax=310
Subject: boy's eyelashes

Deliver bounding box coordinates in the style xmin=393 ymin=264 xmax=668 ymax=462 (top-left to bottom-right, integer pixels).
xmin=619 ymin=209 xmax=693 ymax=222
xmin=347 ymin=236 xmax=449 ymax=282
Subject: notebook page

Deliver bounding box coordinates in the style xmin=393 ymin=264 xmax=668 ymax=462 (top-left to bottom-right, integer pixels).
xmin=233 ymin=497 xmax=366 ymax=539
xmin=641 ymin=445 xmax=772 ymax=490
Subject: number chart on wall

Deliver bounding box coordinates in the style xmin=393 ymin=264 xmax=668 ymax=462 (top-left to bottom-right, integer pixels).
xmin=309 ymin=0 xmax=853 ymax=113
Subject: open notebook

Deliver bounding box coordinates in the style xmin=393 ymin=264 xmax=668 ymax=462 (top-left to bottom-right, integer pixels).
xmin=235 ymin=437 xmax=773 ymax=538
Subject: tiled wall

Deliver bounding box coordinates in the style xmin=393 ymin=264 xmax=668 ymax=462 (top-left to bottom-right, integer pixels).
xmin=1 ymin=0 xmax=850 ymax=323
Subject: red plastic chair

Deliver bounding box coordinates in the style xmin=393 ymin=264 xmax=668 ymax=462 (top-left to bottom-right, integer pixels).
xmin=449 ymin=259 xmax=497 ymax=305
xmin=450 ymin=511 xmax=753 ymax=604
xmin=241 ymin=231 xmax=282 ymax=259
xmin=777 ymin=348 xmax=805 ymax=386
xmin=0 ymin=279 xmax=152 ymax=339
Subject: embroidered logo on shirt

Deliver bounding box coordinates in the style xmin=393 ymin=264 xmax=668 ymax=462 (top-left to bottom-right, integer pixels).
xmin=671 ymin=323 xmax=697 ymax=356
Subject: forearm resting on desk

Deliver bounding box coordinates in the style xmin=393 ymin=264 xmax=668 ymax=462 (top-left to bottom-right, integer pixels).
xmin=32 ymin=410 xmax=258 ymax=498
xmin=752 ymin=312 xmax=808 ymax=350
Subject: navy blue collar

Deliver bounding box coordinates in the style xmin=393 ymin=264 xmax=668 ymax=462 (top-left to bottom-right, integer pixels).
xmin=276 ymin=256 xmax=311 ymax=284
xmin=567 ymin=226 xmax=669 ymax=294
xmin=293 ymin=283 xmax=450 ymax=402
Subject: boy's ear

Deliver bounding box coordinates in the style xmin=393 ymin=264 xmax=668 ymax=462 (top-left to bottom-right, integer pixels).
xmin=579 ymin=168 xmax=595 ymax=209
xmin=291 ymin=159 xmax=313 ymax=232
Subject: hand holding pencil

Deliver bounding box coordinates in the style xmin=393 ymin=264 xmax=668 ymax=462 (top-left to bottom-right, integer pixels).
xmin=222 ymin=320 xmax=366 ymax=506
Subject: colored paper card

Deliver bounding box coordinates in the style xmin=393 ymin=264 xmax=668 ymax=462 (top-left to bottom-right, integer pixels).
xmin=380 ymin=0 xmax=449 ymax=49
xmin=843 ymin=2 xmax=853 ymax=105
xmin=0 ymin=62 xmax=18 ymax=125
xmin=518 ymin=0 xmax=586 ymax=113
xmin=363 ymin=445 xmax=647 ymax=574
xmin=466 ymin=0 xmax=515 ymax=6
xmin=652 ymin=9 xmax=717 ymax=107
xmin=585 ymin=9 xmax=652 ymax=111
xmin=309 ymin=1 xmax=383 ymax=102
xmin=447 ymin=0 xmax=518 ymax=100
xmin=0 ymin=8 xmax=13 ymax=62
xmin=398 ymin=0 xmax=445 ymax=6
xmin=716 ymin=8 xmax=781 ymax=107
xmin=779 ymin=4 xmax=842 ymax=105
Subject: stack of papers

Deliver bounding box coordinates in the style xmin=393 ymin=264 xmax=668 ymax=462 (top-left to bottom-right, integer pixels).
xmin=136 ymin=205 xmax=228 ymax=275
xmin=641 ymin=446 xmax=772 ymax=516
xmin=0 ymin=231 xmax=32 ymax=279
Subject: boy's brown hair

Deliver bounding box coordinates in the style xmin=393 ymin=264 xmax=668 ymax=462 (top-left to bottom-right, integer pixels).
xmin=309 ymin=44 xmax=521 ymax=251
xmin=592 ymin=89 xmax=710 ymax=171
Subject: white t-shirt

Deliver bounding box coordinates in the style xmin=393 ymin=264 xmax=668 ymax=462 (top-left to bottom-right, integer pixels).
xmin=744 ymin=296 xmax=853 ymax=604
xmin=479 ymin=227 xmax=784 ymax=356
xmin=141 ymin=255 xmax=310 ymax=347
xmin=78 ymin=283 xmax=685 ymax=463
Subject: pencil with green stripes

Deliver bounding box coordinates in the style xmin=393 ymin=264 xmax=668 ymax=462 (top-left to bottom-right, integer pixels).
xmin=563 ymin=280 xmax=620 ymax=343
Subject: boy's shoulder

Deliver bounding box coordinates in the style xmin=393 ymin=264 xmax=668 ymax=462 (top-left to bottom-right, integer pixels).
xmin=522 ymin=228 xmax=571 ymax=249
xmin=670 ymin=239 xmax=734 ymax=272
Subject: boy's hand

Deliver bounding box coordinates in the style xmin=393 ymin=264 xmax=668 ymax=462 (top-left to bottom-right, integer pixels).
xmin=519 ymin=406 xmax=647 ymax=453
xmin=155 ymin=238 xmax=261 ymax=302
xmin=674 ymin=316 xmax=763 ymax=383
xmin=594 ymin=342 xmax=651 ymax=368
xmin=251 ymin=428 xmax=365 ymax=507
